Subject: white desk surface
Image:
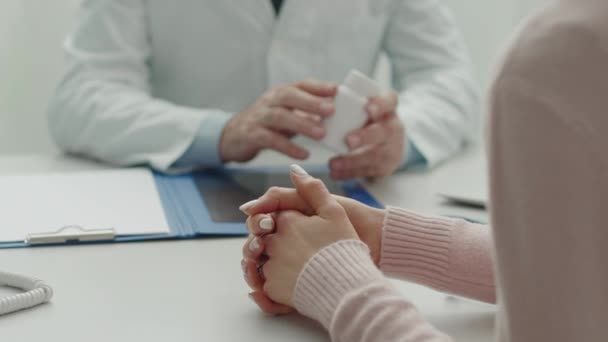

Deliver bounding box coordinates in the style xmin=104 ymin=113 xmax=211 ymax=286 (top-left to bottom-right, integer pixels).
xmin=0 ymin=148 xmax=493 ymax=342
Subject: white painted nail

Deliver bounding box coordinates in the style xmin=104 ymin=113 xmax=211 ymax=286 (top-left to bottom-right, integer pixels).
xmin=290 ymin=164 xmax=308 ymax=177
xmin=259 ymin=218 xmax=274 ymax=231
xmin=239 ymin=200 xmax=258 ymax=214
xmin=249 ymin=238 xmax=260 ymax=252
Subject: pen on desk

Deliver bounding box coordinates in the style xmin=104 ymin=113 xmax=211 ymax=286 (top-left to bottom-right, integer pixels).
xmin=443 ymin=215 xmax=486 ymax=225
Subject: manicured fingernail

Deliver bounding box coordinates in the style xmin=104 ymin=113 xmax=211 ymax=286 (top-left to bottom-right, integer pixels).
xmin=368 ymin=103 xmax=379 ymax=117
xmin=320 ymin=102 xmax=334 ymax=114
xmin=239 ymin=200 xmax=258 ymax=214
xmin=290 ymin=164 xmax=308 ymax=176
xmin=249 ymin=238 xmax=260 ymax=252
xmin=347 ymin=135 xmax=361 ymax=148
xmin=259 ymin=218 xmax=274 ymax=231
xmin=312 ymin=126 xmax=325 ymax=139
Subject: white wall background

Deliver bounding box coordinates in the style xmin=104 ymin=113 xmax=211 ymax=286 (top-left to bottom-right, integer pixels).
xmin=0 ymin=0 xmax=546 ymax=155
xmin=0 ymin=0 xmax=81 ymax=154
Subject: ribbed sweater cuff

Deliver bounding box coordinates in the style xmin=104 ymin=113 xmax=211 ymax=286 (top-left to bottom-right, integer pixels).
xmin=293 ymin=240 xmax=384 ymax=329
xmin=380 ymin=207 xmax=459 ymax=290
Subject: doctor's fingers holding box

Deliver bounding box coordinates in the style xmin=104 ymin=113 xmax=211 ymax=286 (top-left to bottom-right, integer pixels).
xmin=219 ymin=75 xmax=406 ymax=179
xmin=330 ymin=90 xmax=405 ymax=180
xmin=218 ymin=79 xmax=338 ymax=163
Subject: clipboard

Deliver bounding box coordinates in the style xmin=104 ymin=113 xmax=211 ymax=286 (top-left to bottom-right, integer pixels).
xmin=0 ymin=165 xmax=382 ymax=249
xmin=26 ymin=226 xmax=116 ymax=245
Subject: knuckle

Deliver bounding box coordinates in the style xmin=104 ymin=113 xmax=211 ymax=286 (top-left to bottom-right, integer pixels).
xmin=365 ymin=165 xmax=378 ymax=177
xmin=250 ymin=128 xmax=263 ymax=141
xmin=275 ymin=210 xmax=300 ymax=231
xmin=355 ymin=132 xmax=368 ymax=146
xmin=285 ymin=210 xmax=300 ymax=220
xmin=306 ymin=178 xmax=326 ymax=192
xmin=275 ymin=213 xmax=290 ymax=231
xmin=267 ymin=186 xmax=282 ymax=197
xmin=262 ymin=261 xmax=274 ymax=279
xmin=287 ymin=144 xmax=306 ymax=158
xmin=268 ymin=109 xmax=284 ymax=126
xmin=253 ymin=130 xmax=270 ymax=146
xmin=262 ymin=235 xmax=274 ymax=254
xmin=302 ymin=122 xmax=316 ymax=135
xmin=242 ymin=236 xmax=254 ymax=256
xmin=275 ymin=140 xmax=292 ymax=155
xmin=272 ymin=107 xmax=287 ymax=116
xmin=293 ymin=113 xmax=311 ymax=127
xmin=368 ymin=125 xmax=383 ymax=142
xmin=325 ymin=202 xmax=346 ymax=218
xmin=245 ymin=216 xmax=255 ymax=233
xmin=274 ymin=87 xmax=290 ymax=103
xmin=259 ymin=111 xmax=272 ymax=127
xmin=298 ymin=78 xmax=314 ymax=87
xmin=260 ymin=90 xmax=275 ymax=105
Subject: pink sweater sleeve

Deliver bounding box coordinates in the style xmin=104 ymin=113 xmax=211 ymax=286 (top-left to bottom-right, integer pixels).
xmin=380 ymin=207 xmax=495 ymax=303
xmin=292 ymin=208 xmax=495 ymax=341
xmin=293 ymin=240 xmax=451 ymax=342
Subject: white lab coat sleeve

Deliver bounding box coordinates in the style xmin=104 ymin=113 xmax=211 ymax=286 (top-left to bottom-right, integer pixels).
xmin=48 ymin=0 xmax=230 ymax=171
xmin=384 ymin=0 xmax=480 ymax=167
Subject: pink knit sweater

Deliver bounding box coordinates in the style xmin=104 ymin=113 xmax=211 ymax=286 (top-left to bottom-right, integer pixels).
xmin=293 ymin=1 xmax=608 ymax=341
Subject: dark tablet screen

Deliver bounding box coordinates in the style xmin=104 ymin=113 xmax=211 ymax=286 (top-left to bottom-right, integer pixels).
xmin=194 ymin=170 xmax=344 ymax=223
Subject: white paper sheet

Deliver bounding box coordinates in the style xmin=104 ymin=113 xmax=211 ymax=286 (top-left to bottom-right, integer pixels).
xmin=0 ymin=168 xmax=171 ymax=242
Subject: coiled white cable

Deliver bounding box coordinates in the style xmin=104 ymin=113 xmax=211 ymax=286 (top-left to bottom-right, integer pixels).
xmin=0 ymin=271 xmax=53 ymax=315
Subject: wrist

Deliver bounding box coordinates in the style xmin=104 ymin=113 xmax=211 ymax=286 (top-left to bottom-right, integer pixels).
xmin=338 ymin=196 xmax=384 ymax=266
xmin=175 ymin=110 xmax=232 ymax=168
xmin=363 ymin=207 xmax=384 ymax=266
xmin=218 ymin=116 xmax=239 ymax=162
xmin=293 ymin=240 xmax=383 ymax=328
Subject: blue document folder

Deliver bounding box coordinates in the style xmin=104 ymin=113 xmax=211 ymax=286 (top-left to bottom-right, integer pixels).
xmin=0 ymin=166 xmax=382 ymax=248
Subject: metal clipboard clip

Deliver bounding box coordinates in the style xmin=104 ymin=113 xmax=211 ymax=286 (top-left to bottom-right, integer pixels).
xmin=25 ymin=226 xmax=116 ymax=245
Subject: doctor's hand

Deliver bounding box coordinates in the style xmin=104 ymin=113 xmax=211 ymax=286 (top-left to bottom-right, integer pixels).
xmin=329 ymin=91 xmax=405 ymax=180
xmin=242 ymin=165 xmax=362 ymax=311
xmin=219 ymin=80 xmax=337 ymax=163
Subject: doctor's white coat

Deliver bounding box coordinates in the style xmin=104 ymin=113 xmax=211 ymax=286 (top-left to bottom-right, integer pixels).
xmin=49 ymin=0 xmax=479 ymax=171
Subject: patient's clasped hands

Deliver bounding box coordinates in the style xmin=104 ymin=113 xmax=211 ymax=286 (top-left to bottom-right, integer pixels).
xmin=240 ymin=164 xmax=385 ymax=314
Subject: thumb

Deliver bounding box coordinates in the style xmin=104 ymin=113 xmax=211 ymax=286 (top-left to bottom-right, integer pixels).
xmin=289 ymin=164 xmax=343 ymax=218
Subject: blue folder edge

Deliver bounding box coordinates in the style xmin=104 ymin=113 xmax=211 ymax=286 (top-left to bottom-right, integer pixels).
xmin=0 ymin=165 xmax=382 ymax=249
